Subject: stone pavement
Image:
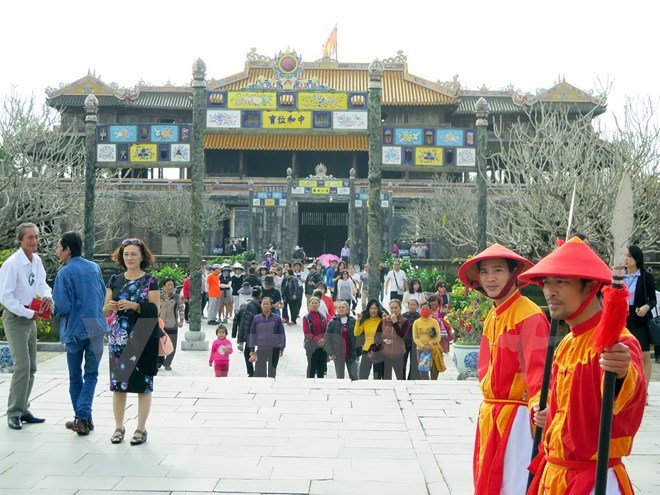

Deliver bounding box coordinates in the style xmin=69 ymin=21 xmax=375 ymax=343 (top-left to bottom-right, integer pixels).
xmin=0 ymin=320 xmax=658 ymax=495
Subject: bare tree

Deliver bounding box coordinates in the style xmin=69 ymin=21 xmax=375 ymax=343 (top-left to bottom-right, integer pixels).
xmin=401 ymin=98 xmax=660 ymax=260
xmin=491 ymin=100 xmax=660 ymax=259
xmin=0 ymin=94 xmax=82 ymax=255
xmin=129 ymin=193 xmax=230 ymax=254
xmin=0 ymin=94 xmax=129 ymax=263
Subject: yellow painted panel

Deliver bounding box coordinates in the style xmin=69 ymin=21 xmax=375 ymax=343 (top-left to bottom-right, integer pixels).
xmin=312 ymin=187 xmax=330 ymax=195
xmin=326 ymin=180 xmax=343 ymax=188
xmin=264 ymin=198 xmax=275 ymax=206
xmin=299 ymin=180 xmax=318 ymax=187
xmin=227 ymin=91 xmax=277 ymax=109
xmin=263 ymin=111 xmax=312 ymax=129
xmin=298 ymin=92 xmax=348 ymax=110
xmin=73 ymin=82 xmax=103 ymax=95
xmin=129 ymin=144 xmax=158 ymax=163
xmin=415 ymin=147 xmax=444 ymax=166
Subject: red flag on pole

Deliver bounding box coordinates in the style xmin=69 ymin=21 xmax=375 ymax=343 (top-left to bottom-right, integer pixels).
xmin=322 ymin=25 xmax=337 ymax=59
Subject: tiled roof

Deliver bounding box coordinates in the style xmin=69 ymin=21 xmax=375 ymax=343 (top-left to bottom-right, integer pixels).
xmin=455 ymin=96 xmax=523 ymax=115
xmin=455 ymin=95 xmax=603 ymax=116
xmin=48 ymin=93 xmax=192 ymax=110
xmin=205 ymin=133 xmax=367 ymax=151
xmin=213 ymin=67 xmax=458 ymax=106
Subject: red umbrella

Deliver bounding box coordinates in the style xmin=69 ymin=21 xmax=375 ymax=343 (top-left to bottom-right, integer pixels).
xmin=316 ymin=253 xmax=340 ymax=267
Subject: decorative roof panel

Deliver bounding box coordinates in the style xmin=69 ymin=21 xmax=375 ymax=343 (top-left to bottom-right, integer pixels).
xmin=205 ymin=134 xmax=367 ymax=151
xmin=211 ymin=67 xmax=458 ymax=106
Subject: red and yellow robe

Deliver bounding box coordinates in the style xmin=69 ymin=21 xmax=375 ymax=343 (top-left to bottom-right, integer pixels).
xmin=474 ymin=289 xmax=550 ymax=494
xmin=528 ymin=311 xmax=646 ymax=495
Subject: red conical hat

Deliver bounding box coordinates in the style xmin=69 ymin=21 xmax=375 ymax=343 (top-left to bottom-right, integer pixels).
xmin=458 ymin=243 xmax=534 ymax=292
xmin=518 ymin=236 xmax=612 ymax=286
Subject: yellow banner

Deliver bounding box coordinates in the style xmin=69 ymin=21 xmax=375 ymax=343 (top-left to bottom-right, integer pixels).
xmin=263 ymin=111 xmax=312 ymax=129
xmin=312 ymin=187 xmax=330 ymax=194
xmin=227 ymin=91 xmax=277 ymax=109
xmin=415 ymin=147 xmax=444 ymax=166
xmin=325 ymin=180 xmax=343 ymax=188
xmin=298 ymin=92 xmax=348 ymax=110
xmin=299 ymin=180 xmax=317 ymax=188
xmin=129 ymin=144 xmax=158 ymax=163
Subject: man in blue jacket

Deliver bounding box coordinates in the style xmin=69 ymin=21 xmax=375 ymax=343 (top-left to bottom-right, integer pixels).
xmin=52 ymin=232 xmax=108 ymax=436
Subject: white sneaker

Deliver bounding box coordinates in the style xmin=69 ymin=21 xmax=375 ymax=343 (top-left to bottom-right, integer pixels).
xmin=237 ymin=343 xmax=244 ymax=352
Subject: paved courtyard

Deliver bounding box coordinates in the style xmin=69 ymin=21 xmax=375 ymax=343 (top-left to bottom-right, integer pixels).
xmin=1 ymin=321 xmax=659 ymax=495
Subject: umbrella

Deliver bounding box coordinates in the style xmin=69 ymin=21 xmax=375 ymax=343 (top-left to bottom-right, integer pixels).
xmin=316 ymin=253 xmax=340 ymax=267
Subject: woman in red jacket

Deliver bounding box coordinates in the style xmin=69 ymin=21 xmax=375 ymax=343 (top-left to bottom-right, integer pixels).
xmin=302 ymin=297 xmax=328 ymax=378
xmin=182 ymin=276 xmax=191 ymax=323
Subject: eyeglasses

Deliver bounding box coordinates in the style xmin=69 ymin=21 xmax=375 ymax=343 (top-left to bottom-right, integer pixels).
xmin=121 ymin=238 xmax=142 ymax=246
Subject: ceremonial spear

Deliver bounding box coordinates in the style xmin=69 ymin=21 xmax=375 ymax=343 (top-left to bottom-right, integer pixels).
xmin=527 ymin=182 xmax=577 ymax=489
xmin=593 ymin=173 xmax=633 ymax=495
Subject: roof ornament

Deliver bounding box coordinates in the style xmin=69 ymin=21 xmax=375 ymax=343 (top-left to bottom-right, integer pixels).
xmin=305 ymin=163 xmax=334 ymax=179
xmin=368 ymin=59 xmax=384 ymax=82
xmin=247 ymin=49 xmax=329 ymax=90
xmin=475 ymin=97 xmax=490 ymax=114
xmin=246 ymin=48 xmax=273 ymax=62
xmin=438 ymin=74 xmax=461 ymax=98
xmin=382 ymin=50 xmax=407 ymax=65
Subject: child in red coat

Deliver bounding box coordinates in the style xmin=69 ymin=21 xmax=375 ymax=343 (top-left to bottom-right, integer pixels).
xmin=209 ymin=325 xmax=233 ymax=377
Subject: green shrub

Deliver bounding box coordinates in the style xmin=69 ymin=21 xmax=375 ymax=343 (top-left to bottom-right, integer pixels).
xmin=241 ymin=249 xmax=258 ymax=263
xmin=152 ymin=266 xmax=186 ymax=286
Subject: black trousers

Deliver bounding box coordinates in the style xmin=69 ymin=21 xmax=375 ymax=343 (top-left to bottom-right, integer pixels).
xmin=243 ymin=346 xmax=254 ymax=377
xmin=390 ymin=292 xmax=403 ymax=302
xmin=288 ymin=298 xmax=302 ymax=323
xmin=201 ymin=292 xmax=208 ymax=314
xmin=306 ymin=347 xmax=327 ymax=378
xmin=381 ymin=356 xmax=405 ymax=380
xmin=184 ymin=301 xmax=190 ymax=321
xmin=254 ymin=348 xmax=280 ymax=378
xmin=403 ymin=347 xmax=421 ymax=380
xmin=333 ymin=358 xmax=358 ymax=380
xmin=358 ymin=354 xmax=383 ymax=380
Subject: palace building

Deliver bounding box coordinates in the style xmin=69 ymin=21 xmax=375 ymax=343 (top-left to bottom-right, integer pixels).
xmin=47 ymin=48 xmax=604 ymax=260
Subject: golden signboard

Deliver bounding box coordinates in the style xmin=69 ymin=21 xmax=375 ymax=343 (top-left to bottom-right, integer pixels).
xmin=262 ymin=111 xmax=312 ymax=129
xmin=298 ymin=92 xmax=348 ymax=110
xmin=312 ymin=187 xmax=330 ymax=194
xmin=298 ymin=180 xmax=317 ymax=187
xmin=264 ymin=198 xmax=275 ymax=206
xmin=415 ymin=147 xmax=444 ymax=166
xmin=325 ymin=180 xmax=343 ymax=188
xmin=227 ymin=91 xmax=277 ymax=109
xmin=129 ymin=144 xmax=158 ymax=163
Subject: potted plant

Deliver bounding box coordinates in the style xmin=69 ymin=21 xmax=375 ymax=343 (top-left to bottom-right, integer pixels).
xmin=444 ymin=284 xmax=491 ymax=379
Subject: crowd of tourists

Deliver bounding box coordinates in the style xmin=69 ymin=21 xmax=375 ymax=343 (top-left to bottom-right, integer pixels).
xmin=0 ymin=223 xmax=657 ymax=495
xmin=196 ymin=252 xmax=455 ymax=382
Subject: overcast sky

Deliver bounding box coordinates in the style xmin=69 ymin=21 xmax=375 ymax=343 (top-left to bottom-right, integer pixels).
xmin=1 ymin=0 xmax=656 ymax=131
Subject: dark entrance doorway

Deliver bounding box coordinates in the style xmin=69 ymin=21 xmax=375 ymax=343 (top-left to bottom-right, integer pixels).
xmin=298 ymin=202 xmax=348 ymax=258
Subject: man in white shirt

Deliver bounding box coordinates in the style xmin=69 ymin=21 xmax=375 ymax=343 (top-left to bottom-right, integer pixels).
xmin=384 ymin=260 xmax=408 ymax=302
xmin=0 ymin=223 xmax=53 ymax=430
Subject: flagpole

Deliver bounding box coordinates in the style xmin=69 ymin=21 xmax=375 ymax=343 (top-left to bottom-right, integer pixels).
xmin=335 ymin=23 xmax=338 ymax=60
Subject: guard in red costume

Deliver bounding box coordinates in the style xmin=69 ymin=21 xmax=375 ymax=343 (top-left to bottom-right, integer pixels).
xmin=458 ymin=244 xmax=550 ymax=494
xmin=520 ymin=237 xmax=646 ymax=495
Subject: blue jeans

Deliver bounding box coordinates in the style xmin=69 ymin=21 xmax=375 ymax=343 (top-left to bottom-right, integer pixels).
xmin=66 ymin=335 xmax=104 ymax=420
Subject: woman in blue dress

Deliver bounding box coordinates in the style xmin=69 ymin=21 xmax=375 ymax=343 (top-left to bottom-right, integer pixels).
xmin=103 ymin=238 xmax=160 ymax=445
